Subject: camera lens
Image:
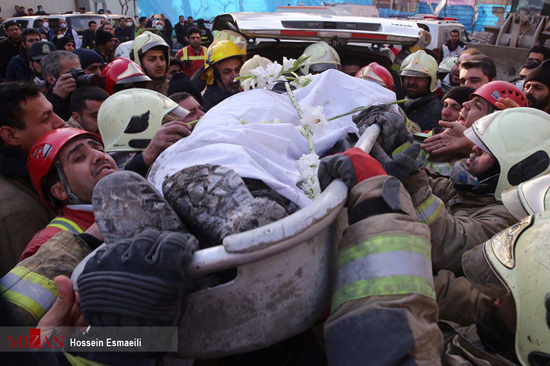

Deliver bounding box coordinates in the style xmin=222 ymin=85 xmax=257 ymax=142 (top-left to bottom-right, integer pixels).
xmin=76 ymin=73 xmax=103 ymax=88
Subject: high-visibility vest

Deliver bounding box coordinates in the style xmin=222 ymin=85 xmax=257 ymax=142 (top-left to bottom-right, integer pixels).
xmin=46 ymin=217 xmax=84 ymax=234
xmin=180 ymin=46 xmax=207 ymax=63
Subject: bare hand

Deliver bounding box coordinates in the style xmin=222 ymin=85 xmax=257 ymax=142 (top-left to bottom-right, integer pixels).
xmin=142 ymin=121 xmax=192 ymax=166
xmin=52 ymin=73 xmax=77 ymax=100
xmin=37 ymin=276 xmax=87 ymax=336
xmin=422 ymin=120 xmax=474 ymax=156
xmin=85 ymin=223 xmax=103 ymax=242
xmin=495 ymin=97 xmax=520 ymax=110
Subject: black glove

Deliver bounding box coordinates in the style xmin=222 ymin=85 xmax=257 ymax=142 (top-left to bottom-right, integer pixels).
xmin=370 ymin=142 xmax=421 ymax=183
xmin=78 ymin=229 xmax=198 ymax=327
xmin=352 ymin=104 xmax=412 ymax=155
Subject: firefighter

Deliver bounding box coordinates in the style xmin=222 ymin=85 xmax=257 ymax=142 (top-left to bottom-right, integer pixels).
xmin=130 ymin=31 xmax=170 ymax=95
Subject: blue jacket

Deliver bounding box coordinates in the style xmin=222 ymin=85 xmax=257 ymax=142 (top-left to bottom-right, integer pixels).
xmin=6 ymin=51 xmax=33 ymax=82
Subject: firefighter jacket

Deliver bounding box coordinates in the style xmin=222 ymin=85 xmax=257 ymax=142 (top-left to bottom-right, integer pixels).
xmin=403 ymin=169 xmax=518 ymax=274
xmin=324 ymin=175 xmax=443 ymax=366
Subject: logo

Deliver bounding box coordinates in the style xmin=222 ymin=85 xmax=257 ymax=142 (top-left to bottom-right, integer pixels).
xmin=7 ymin=328 xmax=64 ymax=349
xmin=42 ymin=43 xmax=51 ymax=54
xmin=491 ymin=90 xmax=501 ymax=100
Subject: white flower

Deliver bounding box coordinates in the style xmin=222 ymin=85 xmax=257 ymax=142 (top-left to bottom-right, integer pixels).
xmin=291 ymin=74 xmax=316 ymax=88
xmin=240 ymin=77 xmax=256 ymax=91
xmin=297 ymin=153 xmax=321 ymax=199
xmin=282 ymin=57 xmax=296 ymax=72
xmin=299 ymin=105 xmax=328 ymax=138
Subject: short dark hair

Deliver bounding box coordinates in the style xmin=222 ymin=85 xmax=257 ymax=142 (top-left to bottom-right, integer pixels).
xmin=187 ymin=26 xmax=200 ymax=38
xmin=88 ymin=20 xmax=96 ymax=27
xmin=169 ymin=58 xmax=183 ymax=68
xmin=139 ymin=16 xmax=147 ymax=23
xmin=529 ymin=45 xmax=550 ymax=60
xmin=460 ymin=55 xmax=497 ymax=80
xmin=0 ymin=82 xmax=42 ymax=130
xmin=521 ymin=58 xmax=542 ymax=71
xmin=169 ymin=92 xmax=192 ymax=104
xmin=179 ymin=15 xmax=184 ymax=18
xmin=21 ymin=28 xmax=40 ymax=43
xmin=450 ymin=29 xmax=460 ymax=35
xmin=3 ymin=21 xmax=20 ymax=31
xmin=70 ymin=86 xmax=109 ymax=115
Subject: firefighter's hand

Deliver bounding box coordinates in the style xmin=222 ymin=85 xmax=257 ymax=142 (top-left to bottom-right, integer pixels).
xmin=370 ymin=142 xmax=421 ymax=182
xmin=52 ymin=73 xmax=77 ymax=100
xmin=423 ymin=120 xmax=474 ymax=156
xmin=495 ymin=97 xmax=520 ymax=110
xmin=142 ymin=121 xmax=192 ymax=166
xmin=78 ymin=229 xmax=198 ymax=327
xmin=38 ymin=276 xmax=86 ymax=336
xmin=318 ymin=147 xmax=386 ymax=191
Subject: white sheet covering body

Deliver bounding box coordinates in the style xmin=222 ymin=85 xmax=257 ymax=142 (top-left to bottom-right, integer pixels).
xmin=148 ymin=70 xmax=396 ymax=207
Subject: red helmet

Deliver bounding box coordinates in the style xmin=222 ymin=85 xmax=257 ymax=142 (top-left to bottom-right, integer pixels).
xmin=28 ymin=128 xmax=102 ymax=208
xmin=355 ymin=62 xmax=393 ymax=90
xmin=471 ymin=81 xmax=528 ymax=109
xmin=102 ymin=57 xmax=151 ymax=95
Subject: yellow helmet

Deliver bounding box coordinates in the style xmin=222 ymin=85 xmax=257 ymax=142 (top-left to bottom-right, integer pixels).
xmin=464 ymin=107 xmax=550 ymax=201
xmin=399 ymin=50 xmax=438 ymax=92
xmin=300 ymin=41 xmax=341 ymax=75
xmin=130 ymin=31 xmax=170 ymax=70
xmin=463 ymin=211 xmax=550 ymax=365
xmin=98 ymin=89 xmax=189 ymax=152
xmin=200 ymin=40 xmax=247 ymax=85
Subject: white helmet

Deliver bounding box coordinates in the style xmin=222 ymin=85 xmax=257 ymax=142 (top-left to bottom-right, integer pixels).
xmin=400 ymin=50 xmax=438 ymax=92
xmin=114 ymin=40 xmax=133 ymax=59
xmin=300 ymin=41 xmax=341 ymax=75
xmin=501 ymin=174 xmax=550 ymax=220
xmin=240 ymin=55 xmax=273 ymax=77
xmin=438 ymin=56 xmax=458 ymax=74
xmin=98 ymin=89 xmax=189 ymax=152
xmin=130 ymin=31 xmax=170 ymax=70
xmin=464 ymin=107 xmax=550 ymax=201
xmin=463 ymin=211 xmax=550 ymax=365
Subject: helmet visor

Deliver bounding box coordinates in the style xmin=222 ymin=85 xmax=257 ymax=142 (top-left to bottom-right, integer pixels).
xmin=501 ymin=186 xmax=530 ymax=221
xmin=309 ymin=63 xmax=342 ymax=74
xmin=400 ymin=69 xmax=429 ymax=78
xmin=161 ymin=105 xmax=190 ymax=125
xmin=462 ymin=244 xmax=510 ymax=298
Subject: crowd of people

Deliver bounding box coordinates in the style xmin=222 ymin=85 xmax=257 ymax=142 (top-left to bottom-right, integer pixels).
xmin=0 ymin=17 xmax=550 ymax=366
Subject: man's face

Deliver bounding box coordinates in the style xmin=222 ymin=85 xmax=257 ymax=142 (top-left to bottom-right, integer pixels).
xmin=6 ymin=25 xmax=21 ymax=41
xmin=442 ymin=98 xmax=462 ymax=122
xmin=60 ymin=57 xmax=81 ymax=75
xmin=119 ymin=18 xmax=126 ymax=27
xmin=28 ymin=9 xmax=34 ymax=15
xmin=166 ymin=65 xmax=182 ymax=80
xmin=24 ymin=33 xmax=40 ymax=54
xmin=38 ymin=7 xmax=43 ymax=11
xmin=402 ymin=76 xmax=431 ymax=99
xmin=84 ymin=62 xmax=104 ymax=77
xmin=528 ymin=52 xmax=545 ymax=62
xmin=13 ymin=94 xmax=65 ymax=152
xmin=31 ymin=60 xmax=42 ymax=77
xmin=525 ymin=80 xmax=550 ymax=112
xmin=450 ymin=31 xmax=459 ymax=43
xmin=103 ymin=24 xmax=114 ymax=34
xmin=177 ymin=96 xmax=205 ymax=122
xmin=189 ymin=33 xmax=201 ymax=48
xmin=179 ymin=16 xmax=184 ymax=23
xmin=465 ymin=145 xmax=497 ymax=177
xmin=459 ymin=67 xmax=490 ymax=89
xmin=459 ymin=96 xmax=492 ymax=127
xmin=90 ymin=23 xmax=97 ymax=32
xmin=141 ymin=49 xmax=166 ymax=80
xmin=59 ymin=20 xmax=67 ymax=28
xmin=216 ymin=57 xmax=242 ymax=94
xmin=74 ymin=100 xmax=103 ymax=133
xmin=519 ymin=67 xmax=532 ymax=80
xmin=56 ymin=138 xmax=117 ymax=202
xmin=450 ymin=64 xmax=460 ymax=85
xmin=101 ymin=39 xmax=115 ymax=52
xmin=342 ymin=64 xmax=361 ymax=76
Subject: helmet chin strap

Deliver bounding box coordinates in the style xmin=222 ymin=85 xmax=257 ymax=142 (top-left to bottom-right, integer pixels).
xmin=53 ymin=159 xmax=88 ymax=205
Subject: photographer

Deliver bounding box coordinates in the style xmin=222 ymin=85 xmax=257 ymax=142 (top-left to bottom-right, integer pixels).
xmin=41 ymin=51 xmax=102 ymax=120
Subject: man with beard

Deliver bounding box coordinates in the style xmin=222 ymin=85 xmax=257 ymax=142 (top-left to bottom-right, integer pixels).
xmin=29 ymin=41 xmax=56 ymax=88
xmin=524 ymin=59 xmax=550 ymax=113
xmin=399 ymin=50 xmax=442 ymax=130
xmin=130 ymin=31 xmax=170 ymax=95
xmin=6 ymin=28 xmax=41 ymax=82
xmin=0 ymin=21 xmax=23 ymax=80
xmin=200 ymin=40 xmax=246 ymax=112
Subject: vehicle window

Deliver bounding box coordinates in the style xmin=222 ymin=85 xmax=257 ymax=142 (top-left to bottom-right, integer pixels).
xmin=68 ymin=16 xmax=104 ymax=32
xmin=461 ymin=28 xmax=469 ymax=42
xmin=33 ymin=19 xmax=42 ymax=28
xmin=17 ymin=20 xmax=29 ymax=29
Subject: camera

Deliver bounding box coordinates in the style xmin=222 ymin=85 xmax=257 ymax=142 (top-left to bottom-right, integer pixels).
xmin=68 ymin=68 xmax=103 ymax=88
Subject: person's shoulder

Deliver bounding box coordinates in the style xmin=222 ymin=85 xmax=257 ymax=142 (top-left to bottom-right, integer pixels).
xmin=0 ymin=175 xmax=47 ymax=219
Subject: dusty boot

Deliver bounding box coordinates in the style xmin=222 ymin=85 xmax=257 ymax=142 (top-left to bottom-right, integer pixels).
xmin=92 ymin=171 xmax=187 ymax=245
xmin=163 ymin=165 xmax=288 ymax=248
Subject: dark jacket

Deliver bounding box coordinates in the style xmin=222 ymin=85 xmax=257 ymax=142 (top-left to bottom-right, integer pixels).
xmin=114 ymin=26 xmax=134 ymax=43
xmin=202 ymin=84 xmax=232 ymax=112
xmin=402 ymin=92 xmax=442 ymax=131
xmin=0 ymin=145 xmax=55 ymax=276
xmin=81 ymin=29 xmax=96 ymax=49
xmin=46 ymin=89 xmax=72 ymax=121
xmin=174 ymin=22 xmax=188 ymax=45
xmin=6 ymin=51 xmax=33 ymax=82
xmin=0 ymin=37 xmax=23 ymax=79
